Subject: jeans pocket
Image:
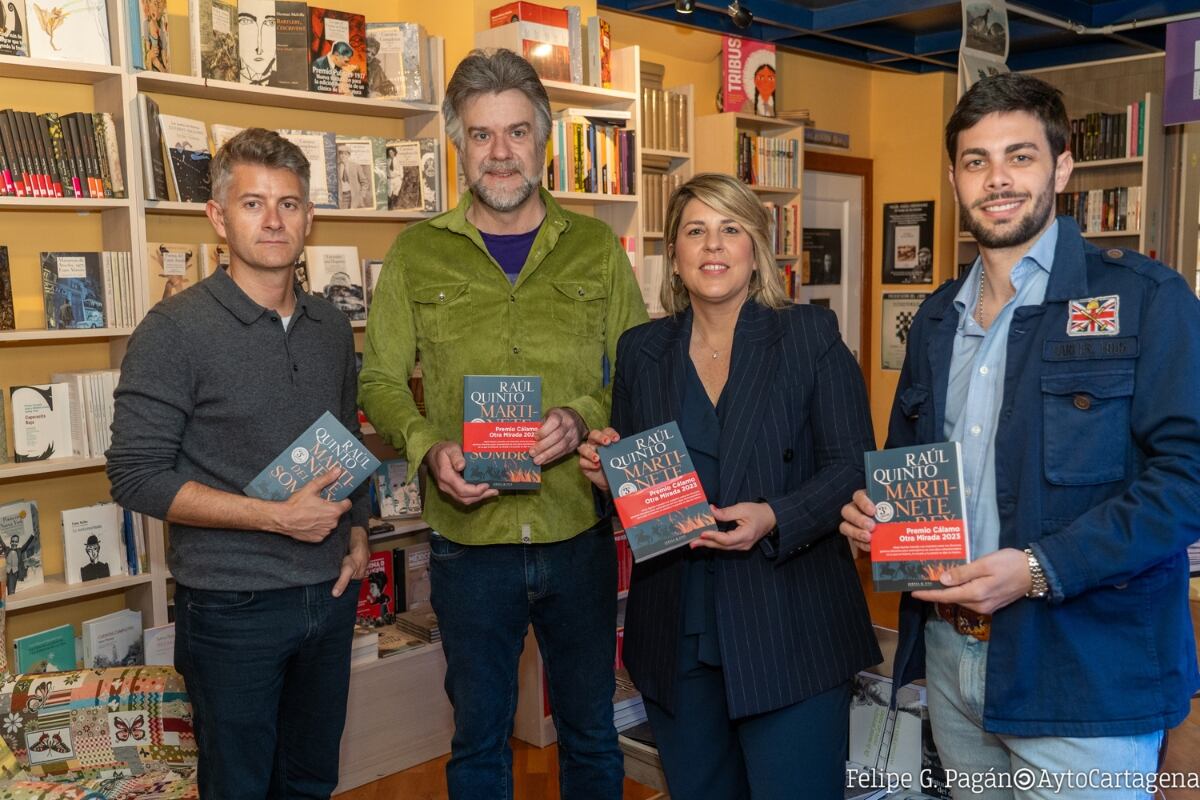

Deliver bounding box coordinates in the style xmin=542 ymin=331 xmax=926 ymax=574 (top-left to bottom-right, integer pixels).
xmin=185 ymin=588 xmax=257 ymax=611
xmin=428 ymin=532 xmax=468 ymax=560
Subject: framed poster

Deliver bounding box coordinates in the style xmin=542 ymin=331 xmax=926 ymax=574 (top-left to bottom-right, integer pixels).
xmin=881 ymin=293 xmax=926 ymax=370
xmin=802 ymin=228 xmax=842 ymax=285
xmin=883 ymin=201 xmax=934 ymax=284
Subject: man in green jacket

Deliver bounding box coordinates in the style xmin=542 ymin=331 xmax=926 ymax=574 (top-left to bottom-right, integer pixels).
xmin=359 ymin=49 xmax=648 ymax=800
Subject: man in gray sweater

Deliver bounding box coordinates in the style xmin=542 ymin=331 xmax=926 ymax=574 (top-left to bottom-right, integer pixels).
xmin=107 ymin=128 xmax=370 ymax=799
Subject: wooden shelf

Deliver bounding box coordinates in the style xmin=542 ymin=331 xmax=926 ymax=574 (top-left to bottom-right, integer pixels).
xmin=7 ymin=572 xmax=154 ymax=611
xmin=368 ymin=517 xmax=430 ymax=543
xmin=641 ymin=148 xmax=689 ymax=159
xmin=776 ymin=252 xmax=800 ymax=259
xmin=0 ymin=54 xmax=121 ymax=84
xmin=643 ymin=231 xmax=664 ymax=239
xmin=1072 ymin=156 xmax=1143 ymax=169
xmin=0 ymin=196 xmax=130 ymax=211
xmin=0 ymin=455 xmax=106 ymax=481
xmin=135 ymin=71 xmax=441 ymax=119
xmin=550 ymin=191 xmax=638 ymax=203
xmin=0 ymin=328 xmax=135 ymax=343
xmin=749 ymin=184 xmax=800 ymax=195
xmin=542 ymin=79 xmax=637 ymax=105
xmin=145 ymin=200 xmax=437 ymax=221
xmin=728 ymin=112 xmax=801 ymax=133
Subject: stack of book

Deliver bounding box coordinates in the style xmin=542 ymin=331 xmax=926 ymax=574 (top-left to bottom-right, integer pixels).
xmin=0 ymin=110 xmax=125 ymax=199
xmin=395 ymin=608 xmax=440 ymax=643
xmin=378 ymin=623 xmax=426 ymax=658
xmin=351 ymin=626 xmax=380 ymax=666
xmin=613 ymin=667 xmax=646 ymax=732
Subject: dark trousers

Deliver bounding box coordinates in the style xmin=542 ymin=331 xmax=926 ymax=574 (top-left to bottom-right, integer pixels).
xmin=429 ymin=524 xmax=623 ymax=800
xmin=174 ymin=579 xmax=358 ymax=800
xmin=644 ymin=637 xmax=852 ymax=800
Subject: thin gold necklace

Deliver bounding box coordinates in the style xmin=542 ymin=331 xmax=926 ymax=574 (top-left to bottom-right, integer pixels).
xmin=693 ymin=325 xmax=722 ymax=360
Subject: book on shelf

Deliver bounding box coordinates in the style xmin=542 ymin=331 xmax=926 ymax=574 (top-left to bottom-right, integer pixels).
xmin=372 ymin=458 xmax=421 ymax=519
xmin=641 ymin=87 xmax=689 ymax=152
xmin=49 ymin=368 xmax=119 ymax=460
xmin=27 ymin=0 xmax=110 ymax=65
xmin=384 ymin=138 xmax=421 ymax=211
xmin=0 ymin=499 xmax=43 ymax=595
xmin=278 ymin=129 xmax=337 ymax=208
xmin=614 ymin=527 xmax=632 ymax=595
xmin=546 ymin=112 xmax=635 ymax=195
xmin=301 ymin=245 xmax=366 ymax=320
xmin=191 ymin=0 xmax=239 ymax=82
xmin=639 ymin=254 xmax=664 ymax=315
xmin=720 ymin=35 xmax=775 ymax=117
xmin=1069 ymin=101 xmax=1146 ymax=162
xmin=355 ymin=550 xmax=395 ymax=626
xmin=157 ymin=114 xmax=212 ymax=203
xmin=599 ymin=421 xmax=717 ymax=562
xmin=334 ymin=136 xmax=376 ymax=210
xmin=200 ymin=242 xmax=230 ymax=277
xmin=584 ymin=16 xmax=611 ymax=89
xmin=62 ymin=502 xmax=127 ymax=585
xmin=143 ymin=622 xmax=175 ymax=666
xmin=462 ymin=375 xmax=542 ymax=490
xmin=566 ymin=5 xmax=581 ymax=84
xmin=41 ymin=251 xmax=106 ymax=329
xmin=210 ymin=123 xmax=245 ymax=152
xmin=147 ymin=242 xmax=200 ymax=304
xmin=362 ymin=258 xmax=383 ymax=311
xmin=0 ymin=0 xmax=28 ymax=56
xmin=0 ymin=396 xmax=7 ymax=464
xmin=65 ymin=111 xmax=103 ymax=198
xmin=243 ymin=410 xmax=380 ymax=502
xmin=393 ymin=541 xmax=431 ymax=612
xmin=93 ymin=112 xmax=125 ymax=198
xmin=377 ymin=623 xmax=425 ymax=657
xmin=10 ymin=383 xmax=72 ymax=462
xmin=121 ymin=507 xmax=144 ymax=576
xmin=236 ymin=0 xmax=303 ymax=88
xmin=13 ymin=624 xmax=76 ymax=673
xmin=736 ymin=132 xmax=799 ymax=188
xmin=350 ymin=626 xmax=379 ymax=665
xmin=367 ymin=137 xmax=389 ymax=210
xmin=479 ymin=3 xmax=571 ymax=83
xmin=82 ymin=608 xmax=143 ymax=668
xmin=137 ymin=94 xmax=170 ymax=201
xmin=365 ymin=22 xmax=431 ymax=102
xmin=0 ymin=245 xmax=13 ymax=330
xmin=613 ymin=667 xmax=646 ymax=731
xmin=308 ymin=6 xmax=367 ymax=97
xmin=395 ymin=608 xmax=439 ymax=642
xmin=864 ymin=442 xmax=970 ymax=593
xmin=418 ymin=137 xmax=439 ymax=212
xmin=136 ymin=0 xmax=170 ymax=72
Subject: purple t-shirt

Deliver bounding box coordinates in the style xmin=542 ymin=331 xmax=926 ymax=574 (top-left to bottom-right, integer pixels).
xmin=480 ymin=224 xmax=541 ymax=284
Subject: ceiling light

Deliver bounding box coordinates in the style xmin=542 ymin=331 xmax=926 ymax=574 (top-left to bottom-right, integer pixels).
xmin=728 ymin=1 xmax=753 ymax=28
xmin=674 ymin=0 xmax=695 ymax=14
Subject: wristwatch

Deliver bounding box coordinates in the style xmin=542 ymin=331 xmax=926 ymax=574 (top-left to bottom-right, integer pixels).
xmin=1024 ymin=548 xmax=1048 ymax=599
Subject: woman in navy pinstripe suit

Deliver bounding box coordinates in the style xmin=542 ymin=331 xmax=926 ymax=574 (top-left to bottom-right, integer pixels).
xmin=579 ymin=174 xmax=881 ymax=799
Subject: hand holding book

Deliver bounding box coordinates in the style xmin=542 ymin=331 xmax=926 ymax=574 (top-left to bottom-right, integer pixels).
xmin=268 ymin=466 xmax=352 ymax=544
xmin=577 ymin=426 xmax=620 ymax=492
xmin=424 ymin=441 xmax=500 ymax=506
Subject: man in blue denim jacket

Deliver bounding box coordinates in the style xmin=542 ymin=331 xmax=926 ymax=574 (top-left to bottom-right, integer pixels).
xmin=842 ymin=73 xmax=1200 ymax=798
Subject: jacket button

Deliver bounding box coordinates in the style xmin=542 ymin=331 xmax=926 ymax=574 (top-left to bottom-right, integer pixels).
xmin=577 ymin=287 xmax=585 ymax=296
xmin=512 ymin=346 xmax=520 ymax=354
xmin=438 ymin=291 xmax=446 ymax=302
xmin=1073 ymin=394 xmax=1091 ymax=410
xmin=782 ymin=448 xmax=793 ymax=462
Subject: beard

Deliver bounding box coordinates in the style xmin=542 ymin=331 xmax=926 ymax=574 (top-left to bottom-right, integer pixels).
xmin=469 ymin=158 xmax=539 ymax=213
xmin=961 ymin=172 xmax=1056 ymax=249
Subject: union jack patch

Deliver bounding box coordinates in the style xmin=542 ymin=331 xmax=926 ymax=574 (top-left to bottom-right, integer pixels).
xmin=1067 ymin=295 xmax=1120 ymax=336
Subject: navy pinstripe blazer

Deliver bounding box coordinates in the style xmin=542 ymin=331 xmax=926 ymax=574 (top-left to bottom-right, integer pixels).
xmin=615 ymin=300 xmax=883 ymax=719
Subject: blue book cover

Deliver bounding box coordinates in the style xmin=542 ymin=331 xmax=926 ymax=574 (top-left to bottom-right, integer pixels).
xmin=40 ymin=252 xmax=106 ymax=329
xmin=244 ymin=410 xmax=380 ymax=502
xmin=599 ymin=421 xmax=717 ymax=562
xmin=14 ymin=623 xmax=76 ymax=674
xmin=462 ymin=375 xmax=541 ymax=490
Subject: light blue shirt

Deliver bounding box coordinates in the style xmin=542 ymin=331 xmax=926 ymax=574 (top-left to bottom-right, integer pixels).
xmin=945 ymin=221 xmax=1058 ymax=558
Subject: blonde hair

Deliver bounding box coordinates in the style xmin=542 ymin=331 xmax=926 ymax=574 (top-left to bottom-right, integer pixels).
xmin=660 ymin=173 xmax=791 ymax=315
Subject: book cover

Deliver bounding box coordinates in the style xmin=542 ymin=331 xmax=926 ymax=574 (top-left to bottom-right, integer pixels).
xmin=210 ymin=123 xmax=245 ymax=152
xmin=200 ymin=242 xmax=230 ymax=277
xmin=13 ymin=623 xmax=75 ymax=673
xmin=373 ymin=458 xmax=421 ymax=519
xmin=393 ymin=541 xmax=430 ymax=612
xmin=96 ymin=112 xmax=124 ymax=198
xmin=157 ymin=114 xmax=212 ymax=203
xmin=462 ymin=375 xmax=541 ymax=490
xmin=308 ymin=7 xmax=366 ymax=97
xmin=143 ymin=622 xmax=175 ymax=665
xmin=237 ymin=0 xmax=275 ymax=85
xmin=62 ymin=502 xmax=126 ymax=585
xmin=0 ymin=500 xmax=42 ymax=595
xmin=268 ymin=0 xmax=308 ymax=89
xmin=355 ymin=550 xmax=395 ymax=626
xmin=0 ymin=245 xmax=14 ymax=330
xmin=720 ymin=36 xmax=776 ymax=117
xmin=864 ymin=442 xmax=970 ymax=592
xmin=147 ymin=242 xmax=199 ymax=303
xmin=368 ymin=136 xmax=389 ymax=210
xmin=385 ymin=138 xmax=421 ymax=211
xmin=82 ymin=608 xmax=143 ymax=667
xmin=0 ymin=0 xmax=28 ymax=56
xmin=476 ymin=21 xmax=570 ymax=83
xmin=362 ymin=258 xmax=382 ymax=311
xmin=88 ymin=113 xmax=112 ymax=197
xmin=365 ymin=22 xmax=429 ymax=102
xmin=599 ymin=421 xmax=717 ymax=562
xmin=41 ymin=251 xmax=105 ymax=329
xmin=377 ymin=624 xmax=423 ymax=657
xmin=0 ymin=394 xmax=7 ymax=464
xmin=847 ymin=672 xmax=925 ymax=790
xmin=27 ymin=0 xmax=110 ymax=65
xmin=395 ymin=608 xmax=439 ymax=642
xmin=303 ymin=245 xmax=365 ymax=320
xmin=334 ymin=136 xmax=375 ymax=210
xmin=277 ymin=129 xmax=336 ymax=208
xmin=584 ymin=16 xmax=611 ymax=89
xmin=196 ymin=0 xmax=238 ymax=81
xmin=139 ymin=0 xmax=170 ymax=71
xmin=244 ymin=410 xmax=380 ymax=502
xmin=419 ymin=138 xmax=439 ymax=212
xmin=137 ymin=94 xmax=169 ymax=201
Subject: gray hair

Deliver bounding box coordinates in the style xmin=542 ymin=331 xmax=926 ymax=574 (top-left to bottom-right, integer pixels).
xmin=443 ymin=49 xmax=552 ymax=151
xmin=210 ymin=128 xmax=310 ymax=205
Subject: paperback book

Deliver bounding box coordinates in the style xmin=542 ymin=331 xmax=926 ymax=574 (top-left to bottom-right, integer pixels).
xmin=334 ymin=136 xmax=375 ymax=210
xmin=308 ymin=7 xmax=367 ymax=97
xmin=147 ymin=242 xmax=200 ymax=303
xmin=393 ymin=541 xmax=430 ymax=612
xmin=365 ymin=22 xmax=430 ymax=102
xmin=0 ymin=499 xmax=43 ymax=595
xmin=864 ymin=442 xmax=970 ymax=592
xmin=192 ymin=0 xmax=238 ymax=81
xmin=13 ymin=623 xmax=75 ymax=673
xmin=373 ymin=458 xmax=421 ymax=519
xmin=236 ymin=0 xmax=277 ymax=85
xmin=244 ymin=410 xmax=379 ymax=502
xmin=200 ymin=242 xmax=230 ymax=277
xmin=462 ymin=375 xmax=541 ymax=490
xmin=41 ymin=251 xmax=105 ymax=329
xmin=278 ymin=129 xmax=337 ymax=208
xmin=138 ymin=0 xmax=170 ymax=71
xmin=355 ymin=550 xmax=395 ymax=626
xmin=10 ymin=383 xmax=72 ymax=462
xmin=0 ymin=245 xmax=13 ymax=330
xmin=271 ymin=0 xmax=310 ymax=89
xmin=143 ymin=622 xmax=175 ymax=665
xmin=385 ymin=139 xmax=421 ymax=211
xmin=27 ymin=0 xmax=110 ymax=65
xmin=302 ymin=245 xmax=365 ymax=320
xmin=62 ymin=502 xmax=126 ymax=585
xmin=0 ymin=0 xmax=28 ymax=56
xmin=157 ymin=114 xmax=212 ymax=203
xmin=82 ymin=608 xmax=143 ymax=668
xmin=599 ymin=421 xmax=717 ymax=561
xmin=362 ymin=258 xmax=383 ymax=310
xmin=719 ymin=35 xmax=776 ymax=117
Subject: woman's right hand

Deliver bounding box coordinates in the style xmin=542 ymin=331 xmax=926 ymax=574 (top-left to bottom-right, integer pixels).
xmin=577 ymin=427 xmax=620 ymax=493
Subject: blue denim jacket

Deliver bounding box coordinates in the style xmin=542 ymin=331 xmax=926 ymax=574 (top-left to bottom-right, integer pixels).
xmin=890 ymin=216 xmax=1200 ymax=737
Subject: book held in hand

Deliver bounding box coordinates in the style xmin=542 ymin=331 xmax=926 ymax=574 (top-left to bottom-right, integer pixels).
xmin=599 ymin=421 xmax=717 ymax=562
xmin=244 ymin=410 xmax=380 ymax=502
xmin=865 ymin=442 xmax=970 ymax=592
xmin=462 ymin=376 xmax=542 ymax=490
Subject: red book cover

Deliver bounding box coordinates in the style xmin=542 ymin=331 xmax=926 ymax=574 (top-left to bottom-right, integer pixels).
xmin=489 ymin=1 xmax=568 ymax=29
xmin=614 ymin=527 xmax=632 ymax=595
xmin=355 ymin=550 xmax=396 ymax=625
xmin=462 ymin=375 xmax=542 ymax=490
xmin=309 ymin=7 xmax=367 ymax=97
xmin=720 ymin=35 xmax=777 ymax=117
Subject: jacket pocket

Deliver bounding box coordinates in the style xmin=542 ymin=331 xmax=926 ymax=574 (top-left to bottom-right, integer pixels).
xmin=549 ymin=279 xmax=607 ymax=339
xmin=411 ymin=281 xmax=470 ymax=343
xmin=1041 ymin=370 xmax=1134 ymax=485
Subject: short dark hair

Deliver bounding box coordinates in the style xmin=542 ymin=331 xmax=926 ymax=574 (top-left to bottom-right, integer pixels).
xmin=210 ymin=128 xmax=310 ymax=204
xmin=331 ymin=41 xmax=353 ymax=58
xmin=945 ymin=73 xmax=1069 ymax=163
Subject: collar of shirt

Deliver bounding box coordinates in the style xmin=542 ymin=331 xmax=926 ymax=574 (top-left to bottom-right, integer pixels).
xmin=953 ymin=218 xmax=1059 ymax=336
xmin=205 ymin=264 xmax=319 ymax=326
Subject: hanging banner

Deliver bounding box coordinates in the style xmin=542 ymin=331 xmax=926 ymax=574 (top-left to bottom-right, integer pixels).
xmin=959 ymin=0 xmax=1009 ymax=95
xmin=1164 ymin=18 xmax=1200 ymax=125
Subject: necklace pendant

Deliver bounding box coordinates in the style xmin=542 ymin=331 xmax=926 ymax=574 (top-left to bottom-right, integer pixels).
xmin=712 ymin=351 xmax=719 ymax=359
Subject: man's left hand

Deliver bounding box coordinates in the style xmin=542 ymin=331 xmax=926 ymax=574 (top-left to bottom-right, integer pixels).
xmin=333 ymin=526 xmax=371 ymax=597
xmin=693 ymin=502 xmax=778 ymax=552
xmin=911 ymin=548 xmax=1033 ymax=614
xmin=530 ymin=407 xmax=586 ymax=466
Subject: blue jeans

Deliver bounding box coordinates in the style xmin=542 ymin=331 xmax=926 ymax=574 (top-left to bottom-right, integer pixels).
xmin=174 ymin=579 xmax=358 ymax=800
xmin=924 ymin=617 xmax=1163 ymax=800
xmin=429 ymin=523 xmax=623 ymax=800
